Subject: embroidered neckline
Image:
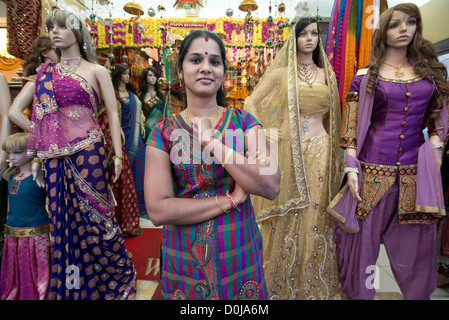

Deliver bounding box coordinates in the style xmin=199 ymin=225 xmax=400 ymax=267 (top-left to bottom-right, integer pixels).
xmin=378 ymin=75 xmax=423 ymax=84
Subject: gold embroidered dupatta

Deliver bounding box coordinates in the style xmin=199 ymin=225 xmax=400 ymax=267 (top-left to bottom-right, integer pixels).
xmin=244 ymin=32 xmax=342 ymax=222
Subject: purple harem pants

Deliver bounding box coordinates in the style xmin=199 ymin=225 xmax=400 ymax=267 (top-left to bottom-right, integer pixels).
xmin=333 ymin=180 xmax=438 ymax=300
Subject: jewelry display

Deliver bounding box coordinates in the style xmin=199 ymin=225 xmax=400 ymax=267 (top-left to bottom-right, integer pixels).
xmin=297 ymin=62 xmax=318 ymax=87
xmin=58 ymin=56 xmax=82 ymax=76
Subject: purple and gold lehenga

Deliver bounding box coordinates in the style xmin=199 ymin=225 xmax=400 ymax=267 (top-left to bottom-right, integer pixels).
xmin=27 ymin=61 xmax=136 ymax=300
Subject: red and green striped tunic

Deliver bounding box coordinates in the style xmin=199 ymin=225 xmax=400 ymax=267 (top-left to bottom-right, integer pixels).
xmin=149 ymin=108 xmax=267 ymax=300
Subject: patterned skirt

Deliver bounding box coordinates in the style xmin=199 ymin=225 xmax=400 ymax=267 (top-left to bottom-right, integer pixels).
xmin=0 ymin=226 xmax=51 ymax=300
xmin=45 ymin=140 xmax=136 ymax=300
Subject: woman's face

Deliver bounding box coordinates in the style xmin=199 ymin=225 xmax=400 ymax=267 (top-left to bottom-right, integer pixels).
xmin=179 ymin=37 xmax=224 ymax=99
xmin=48 ymin=19 xmax=78 ymax=50
xmin=121 ymin=68 xmax=130 ymax=84
xmin=386 ymin=10 xmax=417 ymax=49
xmin=296 ymin=22 xmax=319 ymax=54
xmin=147 ymin=70 xmax=157 ymax=86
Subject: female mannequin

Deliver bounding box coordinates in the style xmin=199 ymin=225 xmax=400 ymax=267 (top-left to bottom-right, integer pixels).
xmin=139 ymin=66 xmax=171 ymax=143
xmin=111 ymin=64 xmax=147 ymax=217
xmin=0 ymin=133 xmax=50 ymax=300
xmin=244 ymin=17 xmax=344 ymax=300
xmin=328 ymin=3 xmax=448 ymax=300
xmin=26 ymin=9 xmax=136 ymax=300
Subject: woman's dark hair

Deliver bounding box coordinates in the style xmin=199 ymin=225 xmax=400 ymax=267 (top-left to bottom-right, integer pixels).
xmin=294 ymin=17 xmax=323 ymax=68
xmin=110 ymin=64 xmax=137 ymax=103
xmin=23 ymin=36 xmax=53 ymax=76
xmin=177 ymin=30 xmax=228 ymax=108
xmin=139 ymin=66 xmax=165 ymax=101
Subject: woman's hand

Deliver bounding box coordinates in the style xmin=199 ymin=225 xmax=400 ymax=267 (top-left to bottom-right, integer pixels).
xmin=346 ymin=171 xmax=362 ymax=201
xmin=230 ymin=183 xmax=248 ymax=206
xmin=193 ymin=117 xmax=216 ymax=147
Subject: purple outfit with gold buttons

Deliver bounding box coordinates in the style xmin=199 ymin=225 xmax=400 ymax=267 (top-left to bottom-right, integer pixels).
xmin=328 ymin=70 xmax=448 ymax=300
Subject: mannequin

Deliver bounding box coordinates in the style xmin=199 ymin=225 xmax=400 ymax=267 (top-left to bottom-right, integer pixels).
xmin=111 ymin=64 xmax=147 ymax=217
xmin=0 ymin=73 xmax=12 ymax=175
xmin=328 ymin=3 xmax=448 ymax=300
xmin=139 ymin=66 xmax=171 ymax=143
xmin=26 ymin=9 xmax=136 ymax=300
xmin=0 ymin=133 xmax=50 ymax=300
xmin=244 ymin=17 xmax=344 ymax=300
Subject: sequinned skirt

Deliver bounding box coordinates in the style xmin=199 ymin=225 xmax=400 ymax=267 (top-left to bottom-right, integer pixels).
xmin=45 ymin=140 xmax=136 ymax=300
xmin=261 ymin=134 xmax=344 ymax=300
xmin=0 ymin=227 xmax=51 ymax=300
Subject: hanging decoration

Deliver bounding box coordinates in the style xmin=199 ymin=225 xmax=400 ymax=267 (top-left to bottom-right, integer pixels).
xmin=226 ymin=8 xmax=234 ymax=17
xmin=123 ymin=2 xmax=144 ymax=16
xmin=148 ymin=7 xmax=156 ymax=17
xmin=238 ymin=0 xmax=258 ymax=13
xmin=93 ymin=16 xmax=289 ymax=49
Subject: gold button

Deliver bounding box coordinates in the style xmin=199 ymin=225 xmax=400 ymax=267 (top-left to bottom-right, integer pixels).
xmin=396 ymin=162 xmax=401 ymax=166
xmin=404 ymin=107 xmax=409 ymax=112
xmin=402 ymin=121 xmax=407 ymax=126
xmin=400 ymin=134 xmax=405 ymax=139
xmin=399 ymin=148 xmax=403 ymax=153
xmin=406 ymin=92 xmax=411 ymax=97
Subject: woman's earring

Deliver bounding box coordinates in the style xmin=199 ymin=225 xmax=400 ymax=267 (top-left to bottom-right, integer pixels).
xmin=83 ymin=42 xmax=88 ymax=52
xmin=52 ymin=46 xmax=57 ymax=52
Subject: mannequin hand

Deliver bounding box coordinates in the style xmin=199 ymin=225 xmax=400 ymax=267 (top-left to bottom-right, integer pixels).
xmin=347 ymin=171 xmax=361 ymax=201
xmin=31 ymin=161 xmax=45 ymax=189
xmin=113 ymin=158 xmax=123 ymax=183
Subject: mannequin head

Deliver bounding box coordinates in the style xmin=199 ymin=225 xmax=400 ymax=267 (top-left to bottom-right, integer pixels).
xmin=294 ymin=17 xmax=323 ymax=67
xmin=2 ymin=133 xmax=30 ymax=179
xmin=367 ymin=2 xmax=448 ymax=103
xmin=24 ymin=36 xmax=58 ymax=76
xmin=45 ymin=8 xmax=97 ymax=63
xmin=139 ymin=66 xmax=165 ymax=101
xmin=111 ymin=63 xmax=137 ymax=94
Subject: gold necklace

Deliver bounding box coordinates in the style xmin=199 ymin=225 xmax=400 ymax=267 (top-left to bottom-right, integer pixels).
xmin=297 ymin=62 xmax=318 ymax=87
xmin=382 ymin=58 xmax=408 ymax=79
xmin=184 ymin=107 xmax=220 ymax=126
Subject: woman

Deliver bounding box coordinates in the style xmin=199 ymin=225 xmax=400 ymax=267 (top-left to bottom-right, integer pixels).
xmin=139 ymin=66 xmax=171 ymax=143
xmin=111 ymin=64 xmax=147 ymax=217
xmin=244 ymin=17 xmax=344 ymax=300
xmin=145 ymin=30 xmax=280 ymax=300
xmin=8 ymin=36 xmax=58 ymax=133
xmin=327 ymin=3 xmax=448 ymax=300
xmin=25 ymin=9 xmax=136 ymax=300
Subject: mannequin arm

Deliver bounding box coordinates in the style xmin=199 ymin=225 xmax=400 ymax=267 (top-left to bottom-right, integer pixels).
xmin=8 ymin=81 xmax=34 ymax=131
xmin=95 ymin=65 xmax=123 ymax=182
xmin=0 ymin=73 xmax=12 ymax=174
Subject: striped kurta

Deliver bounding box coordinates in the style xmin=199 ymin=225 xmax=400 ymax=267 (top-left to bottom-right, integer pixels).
xmin=149 ymin=108 xmax=267 ymax=300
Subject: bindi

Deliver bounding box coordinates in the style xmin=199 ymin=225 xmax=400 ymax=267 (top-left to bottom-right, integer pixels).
xmin=205 ymin=51 xmax=208 ymax=55
xmin=205 ymin=36 xmax=209 ymax=42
